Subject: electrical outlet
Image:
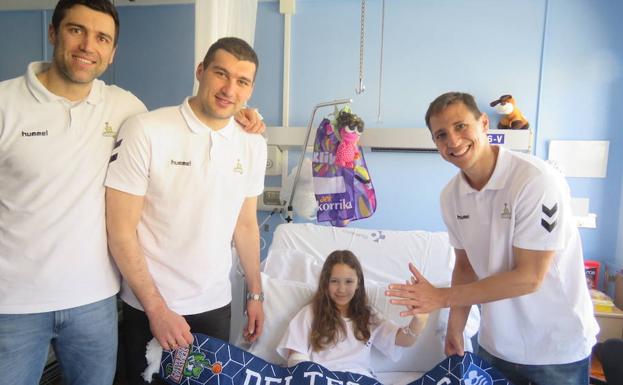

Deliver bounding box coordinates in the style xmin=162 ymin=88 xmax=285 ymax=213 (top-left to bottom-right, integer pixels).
xmin=258 ymin=187 xmax=284 ymax=211
xmin=265 ymin=146 xmax=282 ymax=176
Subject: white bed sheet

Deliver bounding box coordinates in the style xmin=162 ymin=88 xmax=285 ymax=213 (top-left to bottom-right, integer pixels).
xmin=376 ymin=371 xmax=424 ymax=385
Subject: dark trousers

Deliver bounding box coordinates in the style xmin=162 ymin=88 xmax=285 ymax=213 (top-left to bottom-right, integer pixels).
xmin=120 ymin=302 xmax=231 ymax=385
xmin=599 ymin=338 xmax=623 ymax=385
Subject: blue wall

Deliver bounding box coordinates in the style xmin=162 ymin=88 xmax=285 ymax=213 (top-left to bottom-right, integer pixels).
xmin=0 ymin=10 xmax=49 ymax=79
xmin=1 ymin=1 xmax=621 ymax=272
xmin=536 ymin=1 xmax=623 ymax=270
xmin=0 ymin=4 xmax=194 ymax=110
xmin=251 ymin=0 xmax=623 ymax=272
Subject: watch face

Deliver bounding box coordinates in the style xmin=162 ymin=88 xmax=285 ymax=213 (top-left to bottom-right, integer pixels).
xmin=247 ymin=292 xmax=264 ymax=301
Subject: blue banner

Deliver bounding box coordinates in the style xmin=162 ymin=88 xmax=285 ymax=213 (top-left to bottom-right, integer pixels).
xmin=410 ymin=353 xmax=513 ymax=385
xmin=156 ymin=334 xmax=512 ymax=385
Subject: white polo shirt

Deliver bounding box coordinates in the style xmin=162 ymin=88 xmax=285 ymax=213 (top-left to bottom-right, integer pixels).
xmin=0 ymin=62 xmax=146 ymax=314
xmin=440 ymin=146 xmax=598 ymax=365
xmin=105 ymin=98 xmax=267 ymax=315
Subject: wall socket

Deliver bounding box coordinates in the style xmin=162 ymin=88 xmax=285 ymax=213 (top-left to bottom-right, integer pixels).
xmin=258 ymin=187 xmax=284 ymax=211
xmin=265 ymin=145 xmax=282 ymax=176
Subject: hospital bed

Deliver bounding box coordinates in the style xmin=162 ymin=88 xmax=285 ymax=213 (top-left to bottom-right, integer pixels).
xmin=231 ymin=222 xmax=480 ymax=385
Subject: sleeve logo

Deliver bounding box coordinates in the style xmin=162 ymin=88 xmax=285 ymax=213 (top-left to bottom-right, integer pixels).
xmin=109 ymin=139 xmax=122 ymax=163
xmin=541 ymin=203 xmax=558 ymax=232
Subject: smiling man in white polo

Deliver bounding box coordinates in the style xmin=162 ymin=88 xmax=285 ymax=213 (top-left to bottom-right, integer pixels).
xmin=105 ymin=37 xmax=266 ymax=385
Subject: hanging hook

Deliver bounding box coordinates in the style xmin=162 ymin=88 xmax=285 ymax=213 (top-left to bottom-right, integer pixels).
xmin=356 ymin=79 xmax=365 ymax=95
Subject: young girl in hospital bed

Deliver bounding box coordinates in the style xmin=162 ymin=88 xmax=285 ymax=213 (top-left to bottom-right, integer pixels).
xmin=276 ymin=250 xmax=429 ymax=378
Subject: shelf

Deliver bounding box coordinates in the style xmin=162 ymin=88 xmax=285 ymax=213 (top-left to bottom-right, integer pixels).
xmin=265 ymin=126 xmax=532 ymax=153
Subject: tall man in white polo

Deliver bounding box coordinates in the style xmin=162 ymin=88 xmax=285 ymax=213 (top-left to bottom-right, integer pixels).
xmin=0 ymin=1 xmax=147 ymax=384
xmin=386 ymin=92 xmax=598 ymax=385
xmin=105 ymin=37 xmax=266 ymax=385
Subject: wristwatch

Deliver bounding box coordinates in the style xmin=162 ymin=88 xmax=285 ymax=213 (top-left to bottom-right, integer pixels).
xmin=246 ymin=292 xmax=264 ymax=302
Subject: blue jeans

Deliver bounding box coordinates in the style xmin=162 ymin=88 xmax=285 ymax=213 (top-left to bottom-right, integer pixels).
xmin=0 ymin=296 xmax=118 ymax=385
xmin=478 ymin=346 xmax=590 ymax=385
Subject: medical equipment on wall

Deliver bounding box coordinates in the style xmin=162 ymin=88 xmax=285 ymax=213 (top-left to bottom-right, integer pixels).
xmin=312 ymin=108 xmax=376 ymax=227
xmin=282 ymin=100 xmax=376 ymax=226
xmin=284 ymin=99 xmax=352 ymax=222
xmin=279 ymin=158 xmax=317 ymax=220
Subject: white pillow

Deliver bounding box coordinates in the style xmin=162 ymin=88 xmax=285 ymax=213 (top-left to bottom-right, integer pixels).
xmin=263 ymin=248 xmax=323 ymax=285
xmin=238 ymin=273 xmax=315 ymax=364
xmin=266 ymin=224 xmax=455 ymax=286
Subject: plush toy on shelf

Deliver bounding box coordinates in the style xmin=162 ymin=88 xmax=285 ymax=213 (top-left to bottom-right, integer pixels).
xmin=489 ymin=94 xmax=530 ymax=129
xmin=334 ymin=109 xmax=364 ymax=168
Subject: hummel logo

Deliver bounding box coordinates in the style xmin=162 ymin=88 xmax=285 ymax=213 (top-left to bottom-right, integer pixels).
xmin=541 ymin=203 xmax=558 ymax=232
xmin=109 ymin=139 xmax=122 ymax=164
xmin=457 ymin=214 xmax=470 ymax=220
xmin=541 ymin=219 xmax=556 ymax=232
xmin=22 ymin=130 xmax=48 ymax=137
xmin=542 ymin=203 xmax=557 ymax=217
xmin=171 ymin=160 xmax=191 ymax=166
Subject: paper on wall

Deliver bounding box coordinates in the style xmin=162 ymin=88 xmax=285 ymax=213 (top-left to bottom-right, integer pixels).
xmin=548 ymin=140 xmax=609 ymax=178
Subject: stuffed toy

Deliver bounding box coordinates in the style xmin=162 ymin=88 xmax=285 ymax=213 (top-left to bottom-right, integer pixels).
xmin=334 ymin=109 xmax=364 ymax=168
xmin=489 ymin=94 xmax=529 ymax=129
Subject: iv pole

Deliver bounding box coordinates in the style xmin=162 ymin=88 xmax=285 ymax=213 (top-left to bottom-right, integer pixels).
xmin=285 ymin=98 xmax=352 ymax=222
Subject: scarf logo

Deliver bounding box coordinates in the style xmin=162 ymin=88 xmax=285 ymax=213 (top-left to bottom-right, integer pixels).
xmin=165 ymin=347 xmax=222 ymax=383
xmin=463 ymin=362 xmax=493 ymax=385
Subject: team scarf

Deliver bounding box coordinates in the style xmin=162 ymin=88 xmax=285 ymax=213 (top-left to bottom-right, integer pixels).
xmin=143 ymin=333 xmax=512 ymax=385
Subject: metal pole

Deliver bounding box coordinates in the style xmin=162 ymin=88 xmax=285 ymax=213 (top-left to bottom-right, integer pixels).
xmin=285 ymin=98 xmax=352 ymax=222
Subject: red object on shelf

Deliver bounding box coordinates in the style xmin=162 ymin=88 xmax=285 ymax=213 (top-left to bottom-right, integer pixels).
xmin=584 ymin=260 xmax=601 ymax=289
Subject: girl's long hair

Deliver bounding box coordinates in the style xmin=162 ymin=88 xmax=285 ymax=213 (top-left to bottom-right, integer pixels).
xmin=310 ymin=250 xmax=373 ymax=351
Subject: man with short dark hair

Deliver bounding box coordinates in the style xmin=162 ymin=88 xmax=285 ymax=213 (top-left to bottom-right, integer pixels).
xmin=106 ymin=37 xmax=266 ymax=384
xmin=387 ymin=92 xmax=599 ymax=385
xmin=0 ymin=1 xmax=144 ymax=384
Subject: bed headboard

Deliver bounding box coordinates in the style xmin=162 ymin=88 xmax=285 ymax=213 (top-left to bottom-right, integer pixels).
xmin=265 ymin=223 xmax=455 ymax=286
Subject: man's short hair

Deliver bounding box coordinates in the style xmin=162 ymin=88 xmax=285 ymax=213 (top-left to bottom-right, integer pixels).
xmin=425 ymin=92 xmax=482 ymax=130
xmin=52 ymin=0 xmax=120 ymax=45
xmin=202 ymin=37 xmax=259 ymax=79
